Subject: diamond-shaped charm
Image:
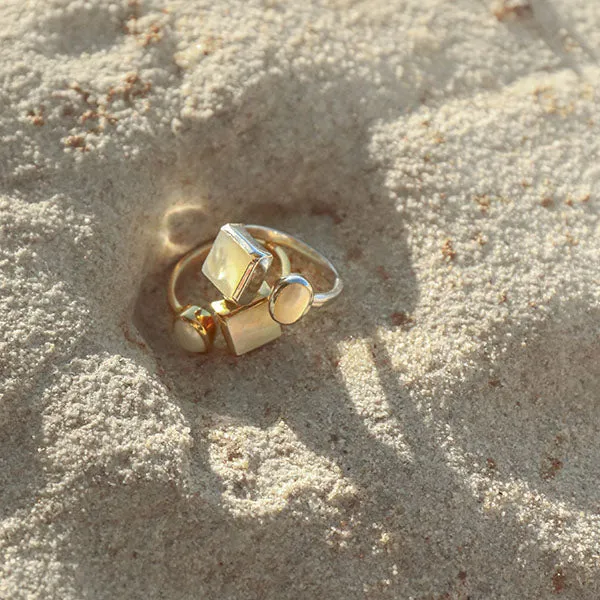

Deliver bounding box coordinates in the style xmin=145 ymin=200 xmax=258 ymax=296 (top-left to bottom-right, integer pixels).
xmin=202 ymin=224 xmax=273 ymax=305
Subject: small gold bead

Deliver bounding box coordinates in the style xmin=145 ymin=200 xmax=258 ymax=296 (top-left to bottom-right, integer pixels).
xmin=173 ymin=305 xmax=216 ymax=353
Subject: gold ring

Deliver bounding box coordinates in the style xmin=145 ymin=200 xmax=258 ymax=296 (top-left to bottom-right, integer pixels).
xmin=168 ymin=223 xmax=342 ymax=355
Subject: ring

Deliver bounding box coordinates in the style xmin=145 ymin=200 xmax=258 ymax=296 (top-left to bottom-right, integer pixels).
xmin=168 ymin=223 xmax=342 ymax=356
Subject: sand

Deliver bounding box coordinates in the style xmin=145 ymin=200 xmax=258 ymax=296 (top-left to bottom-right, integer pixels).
xmin=1 ymin=0 xmax=599 ymax=597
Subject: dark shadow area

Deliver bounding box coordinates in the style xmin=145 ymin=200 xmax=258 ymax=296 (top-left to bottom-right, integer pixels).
xmin=52 ymin=293 xmax=600 ymax=598
xmin=494 ymin=0 xmax=597 ymax=74
xmin=0 ymin=401 xmax=45 ymax=523
xmin=441 ymin=301 xmax=600 ymax=513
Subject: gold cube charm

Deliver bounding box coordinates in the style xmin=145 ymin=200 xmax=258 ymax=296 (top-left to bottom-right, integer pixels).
xmin=211 ymin=297 xmax=282 ymax=356
xmin=202 ymin=224 xmax=273 ymax=305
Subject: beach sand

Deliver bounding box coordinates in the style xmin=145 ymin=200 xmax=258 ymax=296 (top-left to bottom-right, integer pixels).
xmin=1 ymin=0 xmax=599 ymax=597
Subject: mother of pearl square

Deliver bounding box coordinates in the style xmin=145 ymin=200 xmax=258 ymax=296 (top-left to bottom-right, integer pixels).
xmin=269 ymin=274 xmax=314 ymax=325
xmin=202 ymin=224 xmax=272 ymax=305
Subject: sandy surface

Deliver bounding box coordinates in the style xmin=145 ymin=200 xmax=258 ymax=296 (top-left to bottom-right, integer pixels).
xmin=1 ymin=0 xmax=599 ymax=598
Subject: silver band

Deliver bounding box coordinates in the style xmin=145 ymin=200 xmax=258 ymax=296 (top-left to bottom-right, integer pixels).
xmin=244 ymin=225 xmax=343 ymax=308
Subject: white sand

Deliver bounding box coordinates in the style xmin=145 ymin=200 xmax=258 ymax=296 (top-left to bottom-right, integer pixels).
xmin=1 ymin=0 xmax=599 ymax=597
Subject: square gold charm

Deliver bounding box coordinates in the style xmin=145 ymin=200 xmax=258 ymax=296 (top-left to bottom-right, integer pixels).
xmin=202 ymin=224 xmax=273 ymax=305
xmin=211 ymin=296 xmax=282 ymax=355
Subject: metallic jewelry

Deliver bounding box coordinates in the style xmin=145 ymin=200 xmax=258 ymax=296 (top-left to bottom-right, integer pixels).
xmin=244 ymin=225 xmax=342 ymax=309
xmin=201 ymin=223 xmax=274 ymax=305
xmin=169 ymin=240 xmax=290 ymax=354
xmin=168 ymin=224 xmax=342 ymax=355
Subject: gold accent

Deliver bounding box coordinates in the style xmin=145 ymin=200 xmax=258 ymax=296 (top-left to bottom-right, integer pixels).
xmin=211 ymin=296 xmax=281 ymax=356
xmin=173 ymin=305 xmax=216 ymax=353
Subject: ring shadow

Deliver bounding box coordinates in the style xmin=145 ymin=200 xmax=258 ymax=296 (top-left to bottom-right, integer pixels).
xmin=442 ymin=300 xmax=600 ymax=514
xmin=49 ymin=297 xmax=600 ymax=598
xmin=48 ymin=60 xmax=600 ymax=599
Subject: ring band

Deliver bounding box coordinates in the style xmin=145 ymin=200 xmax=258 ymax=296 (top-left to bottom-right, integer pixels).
xmin=243 ymin=225 xmax=342 ymax=308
